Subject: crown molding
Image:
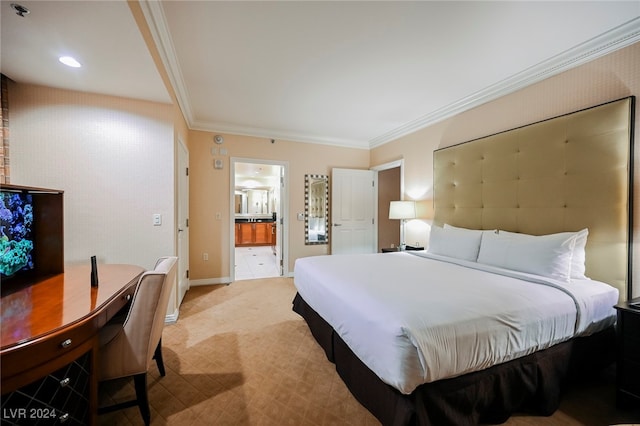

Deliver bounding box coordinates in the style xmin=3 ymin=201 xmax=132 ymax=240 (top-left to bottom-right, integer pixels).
xmin=369 ymin=17 xmax=640 ymax=148
xmin=140 ymin=0 xmax=369 ymax=149
xmin=139 ymin=0 xmax=195 ymax=126
xmin=139 ymin=2 xmax=638 ymax=151
xmin=190 ymin=120 xmax=371 ymax=150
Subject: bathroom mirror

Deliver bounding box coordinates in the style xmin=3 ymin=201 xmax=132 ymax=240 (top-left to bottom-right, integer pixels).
xmin=305 ymin=174 xmax=329 ymax=245
xmin=235 ymin=188 xmax=273 ymax=215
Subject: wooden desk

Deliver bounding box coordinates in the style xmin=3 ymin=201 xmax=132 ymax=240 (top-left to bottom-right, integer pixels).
xmin=1 ymin=264 xmax=144 ymax=425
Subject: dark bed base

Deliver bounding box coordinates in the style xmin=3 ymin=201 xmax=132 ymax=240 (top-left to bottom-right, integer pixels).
xmin=292 ymin=293 xmax=615 ymax=426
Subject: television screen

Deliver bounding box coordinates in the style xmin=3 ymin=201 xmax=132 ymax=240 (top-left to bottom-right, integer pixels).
xmin=0 ymin=191 xmax=35 ymax=278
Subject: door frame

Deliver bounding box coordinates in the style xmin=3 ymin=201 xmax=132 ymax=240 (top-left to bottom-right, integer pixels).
xmin=371 ymin=159 xmax=404 ymax=251
xmin=166 ymin=136 xmax=190 ymax=323
xmin=230 ymin=157 xmax=289 ymax=282
xmin=177 ymin=137 xmax=190 ymax=303
xmin=371 ymin=159 xmax=405 ymax=194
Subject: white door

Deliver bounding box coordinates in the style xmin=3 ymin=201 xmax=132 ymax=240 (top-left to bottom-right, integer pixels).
xmin=331 ymin=168 xmax=376 ymax=254
xmin=177 ymin=140 xmax=189 ymax=304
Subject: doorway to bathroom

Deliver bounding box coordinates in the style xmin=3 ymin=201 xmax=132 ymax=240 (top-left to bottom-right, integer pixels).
xmin=230 ymin=158 xmax=288 ymax=281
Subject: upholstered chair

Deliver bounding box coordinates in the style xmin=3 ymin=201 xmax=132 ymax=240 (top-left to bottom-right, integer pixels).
xmin=97 ymin=256 xmax=178 ymax=425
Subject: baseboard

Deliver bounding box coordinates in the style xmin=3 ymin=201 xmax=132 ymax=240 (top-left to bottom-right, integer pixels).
xmin=190 ymin=274 xmax=293 ymax=285
xmin=190 ymin=277 xmax=232 ymax=286
xmin=165 ymin=308 xmax=179 ymax=324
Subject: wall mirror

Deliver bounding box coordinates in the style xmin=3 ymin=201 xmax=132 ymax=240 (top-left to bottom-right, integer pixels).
xmin=234 ymin=188 xmax=274 ymax=215
xmin=305 ymin=174 xmax=329 ymax=245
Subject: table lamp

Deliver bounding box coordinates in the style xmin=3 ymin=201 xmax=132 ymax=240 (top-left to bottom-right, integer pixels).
xmin=389 ymin=200 xmax=416 ymax=251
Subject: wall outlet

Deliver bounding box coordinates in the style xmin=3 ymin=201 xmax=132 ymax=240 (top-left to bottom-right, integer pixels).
xmin=153 ymin=214 xmax=162 ymax=226
xmin=297 ymin=212 xmax=305 ymax=221
xmin=203 ymin=253 xmax=209 ymax=261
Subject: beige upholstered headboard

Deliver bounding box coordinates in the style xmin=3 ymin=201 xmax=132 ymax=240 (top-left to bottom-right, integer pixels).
xmin=433 ymin=97 xmax=634 ymax=301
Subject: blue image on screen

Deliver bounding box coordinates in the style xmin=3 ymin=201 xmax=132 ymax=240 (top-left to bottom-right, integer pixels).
xmin=0 ymin=192 xmax=34 ymax=277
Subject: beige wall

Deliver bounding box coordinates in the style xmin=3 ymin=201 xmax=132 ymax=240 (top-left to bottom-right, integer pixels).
xmin=188 ymin=131 xmax=369 ymax=281
xmin=371 ymin=42 xmax=640 ymax=298
xmin=9 ymin=83 xmax=176 ymax=272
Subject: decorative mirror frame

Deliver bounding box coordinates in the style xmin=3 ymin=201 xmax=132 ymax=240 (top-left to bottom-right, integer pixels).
xmin=304 ymin=174 xmax=329 ymax=245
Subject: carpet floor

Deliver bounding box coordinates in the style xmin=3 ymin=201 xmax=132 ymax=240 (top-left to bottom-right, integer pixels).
xmin=98 ymin=277 xmax=640 ymax=425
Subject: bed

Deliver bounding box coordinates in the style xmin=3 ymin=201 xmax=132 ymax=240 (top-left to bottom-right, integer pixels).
xmin=292 ymin=97 xmax=635 ymax=425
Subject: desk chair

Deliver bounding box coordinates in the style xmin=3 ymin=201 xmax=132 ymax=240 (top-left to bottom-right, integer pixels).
xmin=97 ymin=256 xmax=178 ymax=425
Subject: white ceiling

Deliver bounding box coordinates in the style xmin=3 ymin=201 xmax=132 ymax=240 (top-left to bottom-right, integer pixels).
xmin=235 ymin=161 xmax=282 ymax=185
xmin=2 ymin=1 xmax=639 ymax=149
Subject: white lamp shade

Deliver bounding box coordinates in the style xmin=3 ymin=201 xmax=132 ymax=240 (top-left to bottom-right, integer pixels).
xmin=389 ymin=200 xmax=416 ymax=220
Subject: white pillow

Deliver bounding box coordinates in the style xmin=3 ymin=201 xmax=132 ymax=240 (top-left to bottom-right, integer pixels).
xmin=567 ymin=229 xmax=588 ymax=279
xmin=428 ymin=225 xmax=484 ymax=262
xmin=499 ymin=229 xmax=588 ymax=280
xmin=477 ymin=231 xmax=577 ymax=282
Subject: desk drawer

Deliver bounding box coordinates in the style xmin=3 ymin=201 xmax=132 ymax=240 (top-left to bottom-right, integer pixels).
xmin=105 ymin=284 xmax=136 ymax=323
xmin=1 ymin=320 xmax=95 ymax=382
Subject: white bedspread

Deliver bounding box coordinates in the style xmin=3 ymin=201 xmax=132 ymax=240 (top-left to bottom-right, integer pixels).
xmin=293 ymin=252 xmax=618 ymax=395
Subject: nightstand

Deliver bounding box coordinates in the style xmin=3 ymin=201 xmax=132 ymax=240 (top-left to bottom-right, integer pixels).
xmin=381 ymin=246 xmax=424 ymax=253
xmin=614 ymin=298 xmax=640 ymax=407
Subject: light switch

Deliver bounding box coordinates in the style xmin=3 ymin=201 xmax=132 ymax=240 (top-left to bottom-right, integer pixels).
xmin=297 ymin=212 xmax=305 ymax=221
xmin=153 ymin=214 xmax=162 ymax=226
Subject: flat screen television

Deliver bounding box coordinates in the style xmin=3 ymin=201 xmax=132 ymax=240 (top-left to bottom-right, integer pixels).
xmin=0 ymin=184 xmax=63 ymax=294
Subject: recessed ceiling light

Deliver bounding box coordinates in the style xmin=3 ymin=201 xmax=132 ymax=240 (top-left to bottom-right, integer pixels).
xmin=59 ymin=56 xmax=82 ymax=68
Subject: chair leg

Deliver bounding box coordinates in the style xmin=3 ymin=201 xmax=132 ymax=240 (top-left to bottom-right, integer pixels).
xmin=153 ymin=338 xmax=166 ymax=377
xmin=133 ymin=373 xmax=151 ymax=426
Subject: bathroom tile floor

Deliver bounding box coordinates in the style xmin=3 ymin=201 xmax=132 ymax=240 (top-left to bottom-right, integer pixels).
xmin=234 ymin=246 xmax=280 ymax=280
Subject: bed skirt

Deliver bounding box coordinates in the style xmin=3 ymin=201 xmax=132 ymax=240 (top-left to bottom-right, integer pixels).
xmin=292 ymin=292 xmax=615 ymax=426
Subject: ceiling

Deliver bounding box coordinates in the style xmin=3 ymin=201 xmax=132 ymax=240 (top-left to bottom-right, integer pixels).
xmin=235 ymin=162 xmax=282 ymax=182
xmin=2 ymin=1 xmax=639 ymax=150
xmin=233 ymin=162 xmax=282 ymax=187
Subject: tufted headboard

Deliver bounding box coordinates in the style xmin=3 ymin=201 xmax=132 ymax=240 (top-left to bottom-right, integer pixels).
xmin=433 ymin=97 xmax=634 ymax=301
